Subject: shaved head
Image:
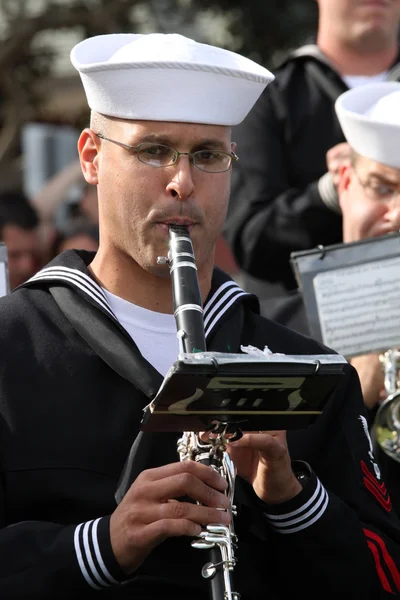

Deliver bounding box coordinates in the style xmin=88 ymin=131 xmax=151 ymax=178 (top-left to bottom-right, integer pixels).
xmin=90 ymin=111 xmax=111 ymax=134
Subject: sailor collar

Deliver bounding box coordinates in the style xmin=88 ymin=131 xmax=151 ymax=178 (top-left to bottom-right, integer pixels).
xmin=21 ymin=249 xmax=258 ymax=344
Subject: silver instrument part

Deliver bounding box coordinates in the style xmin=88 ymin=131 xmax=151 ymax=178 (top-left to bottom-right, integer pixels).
xmin=375 ymin=349 xmax=400 ymax=462
xmin=177 ymin=428 xmax=240 ymax=600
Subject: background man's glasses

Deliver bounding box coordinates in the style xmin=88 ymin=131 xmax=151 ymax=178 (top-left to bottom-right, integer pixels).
xmin=95 ymin=133 xmax=239 ymax=173
xmin=354 ymin=168 xmax=400 ymax=202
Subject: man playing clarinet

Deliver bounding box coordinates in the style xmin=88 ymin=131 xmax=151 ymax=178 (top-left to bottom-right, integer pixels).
xmin=0 ymin=32 xmax=399 ymax=599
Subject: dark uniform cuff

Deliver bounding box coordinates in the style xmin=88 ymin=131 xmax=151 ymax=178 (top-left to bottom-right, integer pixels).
xmin=73 ymin=516 xmax=127 ymax=590
xmin=261 ymin=461 xmax=329 ymax=534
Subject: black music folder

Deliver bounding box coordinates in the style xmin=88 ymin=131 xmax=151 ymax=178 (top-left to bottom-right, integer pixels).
xmin=290 ymin=232 xmax=400 ymax=358
xmin=140 ymin=351 xmax=347 ymax=432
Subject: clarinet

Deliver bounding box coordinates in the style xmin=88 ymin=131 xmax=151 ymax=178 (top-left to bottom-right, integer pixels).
xmin=157 ymin=224 xmax=240 ymax=600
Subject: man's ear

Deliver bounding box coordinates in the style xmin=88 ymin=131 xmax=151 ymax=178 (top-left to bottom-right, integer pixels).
xmin=338 ymin=163 xmax=353 ymax=195
xmin=78 ymin=129 xmax=100 ymax=185
xmin=337 ymin=163 xmax=354 ymax=214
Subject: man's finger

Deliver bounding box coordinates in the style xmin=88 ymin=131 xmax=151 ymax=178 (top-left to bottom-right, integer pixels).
xmin=137 ymin=460 xmax=228 ymax=491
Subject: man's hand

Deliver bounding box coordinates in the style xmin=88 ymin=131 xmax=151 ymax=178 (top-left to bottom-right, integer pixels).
xmin=326 ymin=142 xmax=352 ymax=187
xmin=227 ymin=431 xmax=302 ymax=505
xmin=350 ymin=353 xmax=386 ymax=410
xmin=110 ymin=460 xmax=230 ymax=575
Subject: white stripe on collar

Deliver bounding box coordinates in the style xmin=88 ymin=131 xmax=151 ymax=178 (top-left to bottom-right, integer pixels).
xmin=203 ymin=280 xmax=238 ymax=318
xmin=28 ymin=266 xmax=250 ymax=340
xmin=27 ymin=266 xmax=117 ymax=320
xmin=205 ymin=290 xmax=248 ymax=339
xmin=203 ymin=281 xmax=248 ymax=339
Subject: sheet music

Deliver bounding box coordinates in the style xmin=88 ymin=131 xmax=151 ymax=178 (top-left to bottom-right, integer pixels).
xmin=313 ymin=256 xmax=400 ymax=356
xmin=0 ymin=262 xmax=7 ymax=298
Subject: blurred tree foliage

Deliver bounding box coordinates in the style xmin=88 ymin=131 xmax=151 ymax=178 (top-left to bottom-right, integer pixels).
xmin=0 ymin=0 xmax=318 ymax=173
xmin=183 ymin=0 xmax=318 ymax=65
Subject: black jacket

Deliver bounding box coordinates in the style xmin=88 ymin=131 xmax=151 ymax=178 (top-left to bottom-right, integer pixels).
xmin=224 ymin=45 xmax=400 ymax=292
xmin=1 ymin=250 xmax=400 ymax=598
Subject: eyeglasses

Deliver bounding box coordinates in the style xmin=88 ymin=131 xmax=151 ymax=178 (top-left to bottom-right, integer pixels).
xmin=354 ymin=169 xmax=400 ymax=202
xmin=95 ymin=132 xmax=239 ymax=173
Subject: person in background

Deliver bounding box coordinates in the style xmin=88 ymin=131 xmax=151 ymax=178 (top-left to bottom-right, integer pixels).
xmin=0 ymin=189 xmax=42 ymax=289
xmin=48 ymin=182 xmax=100 ymax=259
xmin=0 ymin=32 xmax=399 ymax=599
xmin=79 ymin=182 xmax=99 ymax=226
xmin=31 ymin=162 xmax=99 ymax=260
xmin=334 ymin=81 xmax=400 ymax=512
xmin=224 ymin=0 xmax=400 ymax=302
xmin=334 ymin=82 xmax=400 ymax=409
xmin=284 ymin=80 xmax=400 ymax=411
xmin=51 ymin=217 xmax=99 ymax=256
xmin=258 ymin=81 xmax=400 ymax=513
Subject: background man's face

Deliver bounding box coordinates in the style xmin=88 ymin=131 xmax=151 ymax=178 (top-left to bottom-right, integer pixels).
xmin=3 ymin=224 xmax=41 ymax=289
xmin=338 ymin=155 xmax=400 ymax=243
xmin=317 ymin=0 xmax=400 ymax=47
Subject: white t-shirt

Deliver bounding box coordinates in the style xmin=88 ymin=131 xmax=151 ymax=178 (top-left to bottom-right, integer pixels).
xmin=102 ymin=288 xmax=179 ymax=377
xmin=342 ymin=71 xmax=387 ymax=89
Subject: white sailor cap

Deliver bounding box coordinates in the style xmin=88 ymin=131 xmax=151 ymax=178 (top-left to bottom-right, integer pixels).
xmin=335 ymin=81 xmax=400 ymax=169
xmin=70 ymin=33 xmax=274 ymax=127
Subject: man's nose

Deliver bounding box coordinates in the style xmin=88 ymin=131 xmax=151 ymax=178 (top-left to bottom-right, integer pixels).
xmin=386 ymin=195 xmax=400 ymax=227
xmin=166 ymin=155 xmax=195 ymax=200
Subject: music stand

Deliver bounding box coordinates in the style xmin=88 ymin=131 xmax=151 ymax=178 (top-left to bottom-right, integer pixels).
xmin=290 ymin=232 xmax=400 ymax=357
xmin=141 ymin=351 xmax=347 ymax=433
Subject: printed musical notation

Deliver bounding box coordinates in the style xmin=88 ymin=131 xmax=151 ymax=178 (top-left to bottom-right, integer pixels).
xmin=313 ymin=256 xmax=400 ymax=356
